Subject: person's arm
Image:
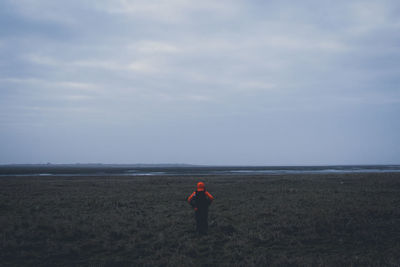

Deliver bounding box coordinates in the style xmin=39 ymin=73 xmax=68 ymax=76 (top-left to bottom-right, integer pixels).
xmin=187 ymin=191 xmax=196 ymax=208
xmin=205 ymin=191 xmax=214 ymax=203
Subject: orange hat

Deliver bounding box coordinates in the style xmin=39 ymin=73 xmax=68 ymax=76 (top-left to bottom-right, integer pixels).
xmin=197 ymin=182 xmax=205 ymax=191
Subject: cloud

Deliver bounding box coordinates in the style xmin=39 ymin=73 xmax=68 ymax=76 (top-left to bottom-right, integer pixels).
xmin=0 ymin=77 xmax=101 ymax=92
xmin=1 ymin=0 xmax=399 ymax=164
xmin=131 ymin=40 xmax=179 ymax=54
xmin=99 ymin=0 xmax=241 ymax=23
xmin=128 ymin=59 xmax=161 ymax=73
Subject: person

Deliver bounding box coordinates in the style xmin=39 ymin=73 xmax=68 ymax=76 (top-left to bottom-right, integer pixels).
xmin=187 ymin=182 xmax=214 ymax=234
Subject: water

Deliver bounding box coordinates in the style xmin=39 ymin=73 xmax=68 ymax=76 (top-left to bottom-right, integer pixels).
xmin=1 ymin=164 xmax=400 ymax=176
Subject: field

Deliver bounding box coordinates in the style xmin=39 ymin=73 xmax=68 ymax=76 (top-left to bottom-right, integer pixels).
xmin=1 ymin=173 xmax=400 ymax=266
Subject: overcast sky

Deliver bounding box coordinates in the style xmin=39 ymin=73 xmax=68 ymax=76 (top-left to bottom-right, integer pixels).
xmin=1 ymin=0 xmax=399 ymax=165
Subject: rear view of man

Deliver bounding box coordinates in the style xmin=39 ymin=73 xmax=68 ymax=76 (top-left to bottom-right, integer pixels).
xmin=187 ymin=182 xmax=214 ymax=235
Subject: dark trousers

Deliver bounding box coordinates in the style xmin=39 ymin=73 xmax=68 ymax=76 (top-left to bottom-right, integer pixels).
xmin=195 ymin=210 xmax=208 ymax=234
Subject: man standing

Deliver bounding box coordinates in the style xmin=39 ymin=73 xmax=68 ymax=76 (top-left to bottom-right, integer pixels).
xmin=187 ymin=182 xmax=214 ymax=235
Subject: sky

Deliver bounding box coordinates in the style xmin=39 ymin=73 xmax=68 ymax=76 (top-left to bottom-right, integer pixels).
xmin=0 ymin=0 xmax=399 ymax=165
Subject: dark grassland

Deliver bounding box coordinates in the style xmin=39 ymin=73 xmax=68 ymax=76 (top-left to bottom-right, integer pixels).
xmin=1 ymin=173 xmax=400 ymax=266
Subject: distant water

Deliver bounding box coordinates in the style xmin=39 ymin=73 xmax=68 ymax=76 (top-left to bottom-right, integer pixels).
xmin=1 ymin=165 xmax=400 ymax=176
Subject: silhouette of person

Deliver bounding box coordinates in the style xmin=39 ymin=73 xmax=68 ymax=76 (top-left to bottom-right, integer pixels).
xmin=187 ymin=182 xmax=214 ymax=234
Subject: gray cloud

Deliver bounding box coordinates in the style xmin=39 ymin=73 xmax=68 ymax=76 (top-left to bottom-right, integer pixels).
xmin=1 ymin=0 xmax=399 ymax=164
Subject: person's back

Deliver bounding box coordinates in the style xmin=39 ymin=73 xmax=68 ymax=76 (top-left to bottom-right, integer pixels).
xmin=187 ymin=182 xmax=214 ymax=234
xmin=193 ymin=191 xmax=209 ymax=210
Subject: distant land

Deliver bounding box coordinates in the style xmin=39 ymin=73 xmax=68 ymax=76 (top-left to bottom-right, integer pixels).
xmin=1 ymin=164 xmax=400 ymax=176
xmin=0 ymin=163 xmax=197 ymax=167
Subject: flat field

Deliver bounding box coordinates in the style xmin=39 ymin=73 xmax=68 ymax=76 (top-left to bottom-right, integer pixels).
xmin=1 ymin=173 xmax=400 ymax=266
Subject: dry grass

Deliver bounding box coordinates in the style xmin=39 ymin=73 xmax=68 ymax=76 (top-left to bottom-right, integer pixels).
xmin=1 ymin=173 xmax=400 ymax=266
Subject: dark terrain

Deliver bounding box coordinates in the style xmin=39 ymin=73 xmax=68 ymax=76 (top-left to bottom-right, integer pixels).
xmin=1 ymin=173 xmax=400 ymax=266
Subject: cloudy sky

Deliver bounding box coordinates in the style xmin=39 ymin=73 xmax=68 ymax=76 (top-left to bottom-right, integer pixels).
xmin=1 ymin=0 xmax=399 ymax=165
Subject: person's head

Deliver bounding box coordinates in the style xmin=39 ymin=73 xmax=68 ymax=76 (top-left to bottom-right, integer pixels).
xmin=197 ymin=181 xmax=205 ymax=191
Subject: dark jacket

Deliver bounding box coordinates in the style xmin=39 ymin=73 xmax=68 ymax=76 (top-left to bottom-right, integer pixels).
xmin=187 ymin=190 xmax=214 ymax=211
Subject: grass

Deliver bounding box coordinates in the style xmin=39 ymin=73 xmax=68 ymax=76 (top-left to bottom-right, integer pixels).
xmin=1 ymin=173 xmax=400 ymax=266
